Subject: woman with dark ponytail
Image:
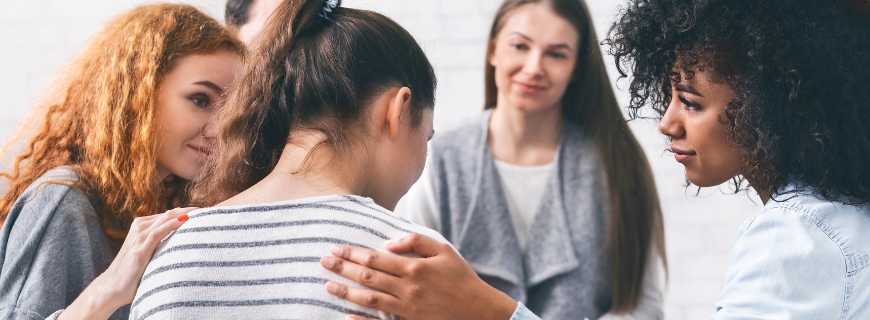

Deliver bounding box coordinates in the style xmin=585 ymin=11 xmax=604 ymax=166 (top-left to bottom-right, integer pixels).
xmin=128 ymin=1 xmax=450 ymax=319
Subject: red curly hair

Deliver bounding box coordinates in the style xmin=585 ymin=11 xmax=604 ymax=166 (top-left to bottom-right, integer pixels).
xmin=0 ymin=4 xmax=243 ymax=241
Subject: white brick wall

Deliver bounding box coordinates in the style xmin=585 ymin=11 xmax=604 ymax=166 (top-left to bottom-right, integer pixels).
xmin=0 ymin=1 xmax=762 ymax=319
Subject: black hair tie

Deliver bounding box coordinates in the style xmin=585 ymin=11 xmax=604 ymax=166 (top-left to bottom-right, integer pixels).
xmin=319 ymin=0 xmax=341 ymax=19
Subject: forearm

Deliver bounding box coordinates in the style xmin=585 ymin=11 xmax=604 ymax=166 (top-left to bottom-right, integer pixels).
xmin=478 ymin=288 xmax=520 ymax=320
xmin=56 ymin=277 xmax=122 ymax=320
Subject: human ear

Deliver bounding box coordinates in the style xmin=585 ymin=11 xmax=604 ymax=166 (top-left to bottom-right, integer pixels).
xmin=488 ymin=39 xmax=498 ymax=67
xmin=387 ymin=87 xmax=412 ymax=141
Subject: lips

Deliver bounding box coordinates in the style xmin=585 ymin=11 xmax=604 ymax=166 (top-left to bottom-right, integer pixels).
xmin=189 ymin=144 xmax=212 ymax=161
xmin=514 ymin=81 xmax=546 ymax=94
xmin=670 ymin=146 xmax=697 ymax=164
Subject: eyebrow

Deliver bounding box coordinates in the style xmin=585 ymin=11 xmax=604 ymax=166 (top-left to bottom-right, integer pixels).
xmin=674 ymin=84 xmax=703 ymax=97
xmin=194 ymin=81 xmax=225 ymax=95
xmin=510 ymin=32 xmax=574 ymax=52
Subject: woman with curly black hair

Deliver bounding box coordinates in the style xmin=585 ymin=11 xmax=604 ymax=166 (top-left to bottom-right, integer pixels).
xmin=315 ymin=0 xmax=870 ymax=319
xmin=602 ymin=0 xmax=870 ymax=318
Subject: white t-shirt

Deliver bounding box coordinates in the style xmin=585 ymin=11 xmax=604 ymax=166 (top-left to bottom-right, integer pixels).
xmin=396 ymin=156 xmax=665 ymax=320
xmin=492 ymin=159 xmax=554 ymax=252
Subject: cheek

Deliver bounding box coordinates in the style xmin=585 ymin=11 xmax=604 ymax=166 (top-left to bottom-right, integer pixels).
xmin=154 ymin=98 xmax=208 ymax=159
xmin=688 ymin=117 xmax=742 ymax=183
xmin=492 ymin=50 xmax=523 ymax=80
xmin=409 ymin=133 xmax=428 ymax=169
xmin=402 ymin=131 xmax=429 ymax=182
xmin=547 ymin=56 xmax=575 ymax=81
xmin=549 ymin=65 xmax=574 ymax=91
xmin=162 ymin=103 xmax=209 ymax=138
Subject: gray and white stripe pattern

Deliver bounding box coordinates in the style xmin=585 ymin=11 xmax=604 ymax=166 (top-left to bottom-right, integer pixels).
xmin=130 ymin=195 xmax=452 ymax=320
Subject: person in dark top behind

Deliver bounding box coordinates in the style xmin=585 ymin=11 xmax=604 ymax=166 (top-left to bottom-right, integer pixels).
xmin=225 ymin=0 xmax=282 ymax=44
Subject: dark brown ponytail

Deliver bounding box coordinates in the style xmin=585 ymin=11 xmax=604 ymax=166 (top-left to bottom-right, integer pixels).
xmin=191 ymin=0 xmax=436 ymax=206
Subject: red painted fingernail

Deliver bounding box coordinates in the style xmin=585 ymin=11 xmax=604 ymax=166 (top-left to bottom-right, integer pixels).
xmin=177 ymin=214 xmax=189 ymax=222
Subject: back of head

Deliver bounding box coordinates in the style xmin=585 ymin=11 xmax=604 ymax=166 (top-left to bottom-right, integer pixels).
xmin=0 ymin=4 xmax=242 ymax=240
xmin=192 ymin=0 xmax=436 ymax=206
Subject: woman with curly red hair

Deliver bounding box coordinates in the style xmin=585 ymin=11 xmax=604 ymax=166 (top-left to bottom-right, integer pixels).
xmin=0 ymin=4 xmax=243 ymax=319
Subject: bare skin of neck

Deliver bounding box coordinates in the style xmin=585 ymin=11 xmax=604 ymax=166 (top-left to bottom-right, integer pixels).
xmin=741 ymin=175 xmax=772 ymax=205
xmin=488 ymin=102 xmax=564 ymax=166
xmin=759 ymin=192 xmax=771 ymax=205
xmin=218 ymin=130 xmax=372 ymax=207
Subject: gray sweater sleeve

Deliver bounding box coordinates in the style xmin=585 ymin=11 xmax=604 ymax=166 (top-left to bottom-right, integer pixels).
xmin=0 ymin=168 xmax=128 ymax=320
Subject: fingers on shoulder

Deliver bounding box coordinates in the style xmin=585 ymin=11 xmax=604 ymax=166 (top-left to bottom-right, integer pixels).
xmin=325 ymin=281 xmax=401 ymax=312
xmin=164 ymin=207 xmax=197 ymax=219
xmin=401 ymin=233 xmax=452 ymax=257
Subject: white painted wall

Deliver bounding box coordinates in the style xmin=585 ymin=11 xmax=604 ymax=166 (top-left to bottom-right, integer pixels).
xmin=0 ymin=1 xmax=762 ymax=319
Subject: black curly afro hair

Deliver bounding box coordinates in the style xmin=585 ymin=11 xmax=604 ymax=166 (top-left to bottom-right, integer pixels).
xmin=605 ymin=0 xmax=870 ymax=203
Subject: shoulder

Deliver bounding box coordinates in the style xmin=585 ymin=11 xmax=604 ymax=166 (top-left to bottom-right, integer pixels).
xmin=5 ymin=167 xmax=98 ymax=234
xmin=346 ymin=197 xmax=456 ymax=251
xmin=560 ymin=120 xmax=600 ymax=168
xmin=733 ymin=194 xmax=854 ymax=272
xmin=0 ymin=169 xmax=109 ymax=320
xmin=430 ymin=112 xmax=488 ymax=154
xmin=748 ymin=192 xmax=870 ymax=272
xmin=16 ymin=167 xmax=87 ymax=204
xmin=714 ymin=192 xmax=870 ymax=318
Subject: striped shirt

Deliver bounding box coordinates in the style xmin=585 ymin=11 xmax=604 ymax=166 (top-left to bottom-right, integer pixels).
xmin=129 ymin=195 xmax=452 ymax=320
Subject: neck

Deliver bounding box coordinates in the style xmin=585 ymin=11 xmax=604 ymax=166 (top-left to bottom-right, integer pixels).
xmin=743 ymin=174 xmax=772 ymax=204
xmin=218 ymin=131 xmax=371 ymax=207
xmin=488 ymin=102 xmax=564 ymax=166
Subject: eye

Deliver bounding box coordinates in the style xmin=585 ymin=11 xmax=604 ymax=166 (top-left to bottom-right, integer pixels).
xmin=678 ymin=95 xmax=702 ymax=111
xmin=190 ymin=95 xmax=210 ymax=109
xmin=511 ymin=43 xmax=529 ymax=51
xmin=548 ymin=52 xmax=568 ymax=59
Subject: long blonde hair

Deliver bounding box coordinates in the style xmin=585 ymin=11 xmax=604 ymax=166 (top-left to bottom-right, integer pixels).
xmin=0 ymin=4 xmax=243 ymax=241
xmin=485 ymin=0 xmax=667 ymax=313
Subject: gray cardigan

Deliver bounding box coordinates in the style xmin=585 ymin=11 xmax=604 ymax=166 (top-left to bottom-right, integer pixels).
xmin=429 ymin=111 xmax=613 ymax=319
xmin=0 ymin=168 xmax=129 ymax=320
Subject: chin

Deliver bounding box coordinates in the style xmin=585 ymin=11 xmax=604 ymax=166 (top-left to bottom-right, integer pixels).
xmin=685 ymin=171 xmax=732 ymax=188
xmin=172 ymin=165 xmax=203 ymax=182
xmin=510 ymin=98 xmax=559 ymax=113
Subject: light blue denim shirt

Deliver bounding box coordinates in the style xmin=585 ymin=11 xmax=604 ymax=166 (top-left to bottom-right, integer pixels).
xmin=511 ymin=303 xmax=542 ymax=320
xmin=508 ymin=182 xmax=870 ymax=320
xmin=711 ymin=184 xmax=870 ymax=319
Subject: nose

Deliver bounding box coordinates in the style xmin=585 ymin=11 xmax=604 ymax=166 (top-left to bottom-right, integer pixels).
xmin=521 ymin=49 xmax=545 ymax=78
xmin=659 ymin=95 xmax=685 ymax=139
xmin=203 ymin=118 xmax=218 ymax=138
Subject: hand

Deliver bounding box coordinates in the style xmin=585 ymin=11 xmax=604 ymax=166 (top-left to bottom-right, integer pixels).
xmin=58 ymin=207 xmax=196 ymax=320
xmin=320 ymin=233 xmax=518 ymax=320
